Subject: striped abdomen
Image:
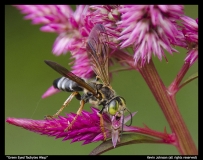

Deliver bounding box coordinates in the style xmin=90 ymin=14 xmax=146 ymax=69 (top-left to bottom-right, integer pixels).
xmin=53 ymin=77 xmax=83 ymax=92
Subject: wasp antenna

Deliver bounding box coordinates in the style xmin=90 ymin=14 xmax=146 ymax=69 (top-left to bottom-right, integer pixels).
xmin=125 ymin=108 xmax=133 ymax=127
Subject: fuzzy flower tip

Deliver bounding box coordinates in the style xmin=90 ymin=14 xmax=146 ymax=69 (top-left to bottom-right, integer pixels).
xmin=6 ymin=107 xmax=137 ymax=147
xmin=181 ymin=16 xmax=198 ymax=66
xmin=41 ymin=86 xmax=60 ymax=98
xmin=14 ymin=5 xmax=74 ymax=36
xmin=117 ymin=5 xmax=184 ymax=66
xmin=14 ymin=5 xmax=96 ymax=98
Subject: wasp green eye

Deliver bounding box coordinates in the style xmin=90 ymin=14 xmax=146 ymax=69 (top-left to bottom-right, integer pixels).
xmin=107 ymin=100 xmax=119 ymax=115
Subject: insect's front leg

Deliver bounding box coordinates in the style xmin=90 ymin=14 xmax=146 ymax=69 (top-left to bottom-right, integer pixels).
xmin=97 ymin=106 xmax=107 ymax=141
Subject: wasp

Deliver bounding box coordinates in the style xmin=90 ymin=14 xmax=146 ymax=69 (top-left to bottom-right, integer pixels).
xmin=44 ymin=24 xmax=132 ymax=140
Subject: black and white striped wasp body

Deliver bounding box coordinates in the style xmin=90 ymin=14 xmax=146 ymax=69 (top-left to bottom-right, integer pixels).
xmin=52 ymin=76 xmax=115 ymax=107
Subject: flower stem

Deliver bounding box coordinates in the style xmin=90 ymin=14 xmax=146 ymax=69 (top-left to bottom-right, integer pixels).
xmin=168 ymin=62 xmax=190 ymax=95
xmin=138 ymin=60 xmax=197 ymax=155
xmin=113 ymin=50 xmax=197 ymax=154
xmin=125 ymin=125 xmax=176 ymax=144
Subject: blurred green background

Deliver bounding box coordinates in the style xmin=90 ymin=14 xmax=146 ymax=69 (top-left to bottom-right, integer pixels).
xmin=5 ymin=5 xmax=198 ymax=155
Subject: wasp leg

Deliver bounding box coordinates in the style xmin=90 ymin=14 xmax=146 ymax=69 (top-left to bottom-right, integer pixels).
xmin=97 ymin=112 xmax=107 ymax=141
xmin=64 ymin=99 xmax=85 ymax=131
xmin=45 ymin=91 xmax=81 ymax=119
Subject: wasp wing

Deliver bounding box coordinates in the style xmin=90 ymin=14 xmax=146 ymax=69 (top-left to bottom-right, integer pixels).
xmin=44 ymin=60 xmax=97 ymax=96
xmin=86 ymin=24 xmax=110 ymax=86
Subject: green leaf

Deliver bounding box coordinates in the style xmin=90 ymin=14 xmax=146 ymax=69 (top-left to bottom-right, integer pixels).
xmin=179 ymin=72 xmax=198 ymax=90
xmin=89 ymin=133 xmax=164 ymax=155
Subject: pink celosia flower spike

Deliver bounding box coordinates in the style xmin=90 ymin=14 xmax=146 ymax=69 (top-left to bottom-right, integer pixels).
xmin=117 ymin=5 xmax=185 ymax=66
xmin=181 ymin=16 xmax=198 ymax=66
xmin=14 ymin=5 xmax=73 ymax=32
xmin=6 ymin=107 xmax=136 ymax=147
xmin=14 ymin=5 xmax=97 ymax=98
xmin=41 ymin=86 xmax=60 ymax=99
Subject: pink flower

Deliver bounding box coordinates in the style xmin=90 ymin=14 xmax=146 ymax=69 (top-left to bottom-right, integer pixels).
xmin=50 ymin=5 xmax=89 ymax=55
xmin=117 ymin=5 xmax=184 ymax=66
xmin=6 ymin=107 xmax=136 ymax=147
xmin=15 ymin=5 xmax=94 ymax=78
xmin=41 ymin=86 xmax=60 ymax=99
xmin=88 ymin=5 xmax=121 ymax=47
xmin=14 ymin=5 xmax=97 ymax=98
xmin=181 ymin=16 xmax=198 ymax=66
xmin=14 ymin=5 xmax=73 ymax=33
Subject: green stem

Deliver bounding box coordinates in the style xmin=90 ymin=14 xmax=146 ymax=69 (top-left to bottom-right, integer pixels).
xmin=138 ymin=60 xmax=197 ymax=155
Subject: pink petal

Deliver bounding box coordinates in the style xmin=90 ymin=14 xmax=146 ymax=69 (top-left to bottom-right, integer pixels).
xmin=41 ymin=86 xmax=60 ymax=99
xmin=112 ymin=129 xmax=119 ymax=148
